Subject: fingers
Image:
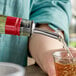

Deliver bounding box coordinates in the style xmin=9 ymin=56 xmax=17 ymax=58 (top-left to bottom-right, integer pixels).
xmin=69 ymin=47 xmax=76 ymax=51
xmin=43 ymin=51 xmax=56 ymax=76
xmin=48 ymin=65 xmax=56 ymax=76
xmin=51 ymin=47 xmax=76 ymax=55
xmin=50 ymin=48 xmax=65 ymax=55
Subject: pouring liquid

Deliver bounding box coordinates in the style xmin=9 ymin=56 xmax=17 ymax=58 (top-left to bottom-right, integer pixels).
xmin=61 ymin=38 xmax=74 ymax=63
xmin=56 ymin=30 xmax=74 ymax=63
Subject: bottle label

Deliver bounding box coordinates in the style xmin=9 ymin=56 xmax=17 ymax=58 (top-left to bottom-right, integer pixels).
xmin=0 ymin=16 xmax=7 ymax=34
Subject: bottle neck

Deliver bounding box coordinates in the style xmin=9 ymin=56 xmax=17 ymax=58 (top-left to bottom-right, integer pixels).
xmin=20 ymin=19 xmax=35 ymax=36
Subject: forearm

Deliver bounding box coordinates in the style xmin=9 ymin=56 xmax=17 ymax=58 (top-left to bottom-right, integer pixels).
xmin=29 ymin=24 xmax=64 ymax=73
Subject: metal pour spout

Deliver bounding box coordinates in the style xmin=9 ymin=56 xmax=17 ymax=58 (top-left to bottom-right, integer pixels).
xmin=32 ymin=28 xmax=62 ymax=41
xmin=20 ymin=21 xmax=63 ymax=41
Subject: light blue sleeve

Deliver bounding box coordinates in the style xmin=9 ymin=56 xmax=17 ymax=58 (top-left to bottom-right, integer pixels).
xmin=30 ymin=0 xmax=72 ymax=45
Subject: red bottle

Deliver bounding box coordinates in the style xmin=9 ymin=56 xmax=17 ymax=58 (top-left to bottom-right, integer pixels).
xmin=0 ymin=15 xmax=35 ymax=36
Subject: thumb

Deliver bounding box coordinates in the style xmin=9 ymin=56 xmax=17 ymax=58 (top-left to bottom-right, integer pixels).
xmin=47 ymin=60 xmax=56 ymax=76
xmin=48 ymin=67 xmax=56 ymax=76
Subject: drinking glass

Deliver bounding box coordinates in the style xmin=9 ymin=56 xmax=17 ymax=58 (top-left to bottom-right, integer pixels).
xmin=53 ymin=50 xmax=76 ymax=76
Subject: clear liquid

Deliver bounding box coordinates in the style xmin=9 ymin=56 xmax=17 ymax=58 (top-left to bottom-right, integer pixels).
xmin=62 ymin=39 xmax=73 ymax=58
xmin=61 ymin=38 xmax=74 ymax=62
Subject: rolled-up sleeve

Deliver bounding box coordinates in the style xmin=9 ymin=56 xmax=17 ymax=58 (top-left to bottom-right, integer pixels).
xmin=30 ymin=0 xmax=72 ymax=45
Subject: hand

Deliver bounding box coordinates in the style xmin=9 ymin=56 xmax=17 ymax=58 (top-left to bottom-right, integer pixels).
xmin=29 ymin=24 xmax=64 ymax=76
xmin=29 ymin=33 xmax=64 ymax=76
xmin=38 ymin=48 xmax=66 ymax=76
xmin=38 ymin=49 xmax=56 ymax=76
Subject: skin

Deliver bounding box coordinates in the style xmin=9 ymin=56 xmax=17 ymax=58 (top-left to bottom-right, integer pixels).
xmin=29 ymin=24 xmax=64 ymax=76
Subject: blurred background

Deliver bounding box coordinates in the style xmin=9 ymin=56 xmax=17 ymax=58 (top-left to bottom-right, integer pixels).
xmin=69 ymin=0 xmax=76 ymax=47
